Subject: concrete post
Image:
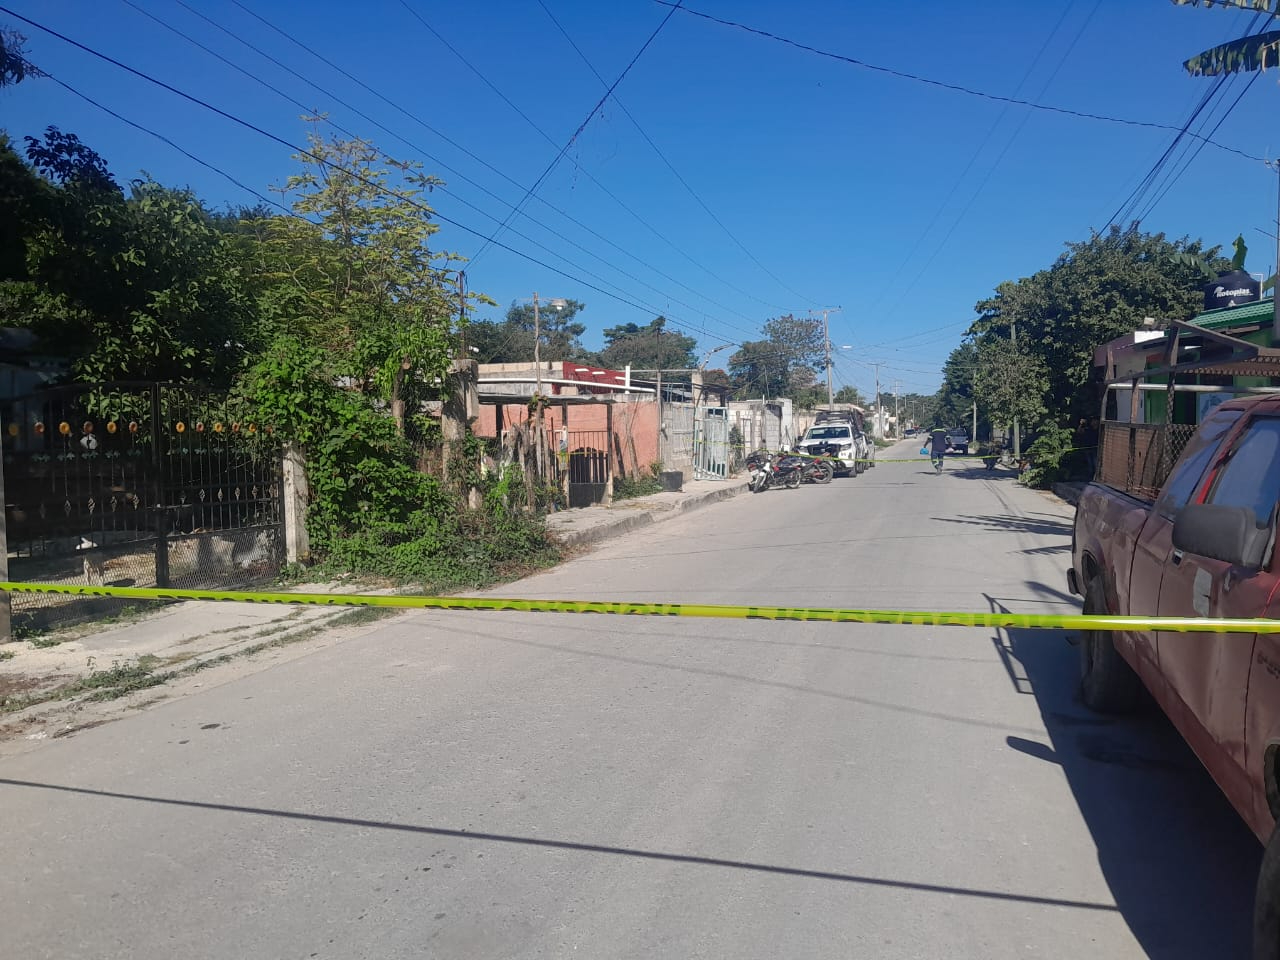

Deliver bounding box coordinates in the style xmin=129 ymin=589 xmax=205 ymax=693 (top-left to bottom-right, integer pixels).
xmin=0 ymin=421 xmax=10 ymax=642
xmin=442 ymin=358 xmax=479 ymax=484
xmin=282 ymin=442 xmax=310 ymax=566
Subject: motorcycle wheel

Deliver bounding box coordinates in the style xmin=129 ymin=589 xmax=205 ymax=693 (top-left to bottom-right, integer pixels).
xmin=751 ymin=476 xmax=765 ymax=493
xmin=816 ymin=461 xmax=834 ymax=484
xmin=786 ymin=470 xmax=801 ymax=489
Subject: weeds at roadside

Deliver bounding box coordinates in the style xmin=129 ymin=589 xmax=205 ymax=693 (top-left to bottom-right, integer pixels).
xmin=0 ymin=650 xmax=13 ymax=662
xmin=0 ymin=607 xmax=400 ymax=717
xmin=612 ymin=462 xmax=665 ymax=501
xmin=24 ymin=604 xmax=158 ymax=648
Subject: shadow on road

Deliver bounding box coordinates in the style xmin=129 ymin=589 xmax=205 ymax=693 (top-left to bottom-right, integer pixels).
xmin=933 ymin=513 xmax=1072 ymax=537
xmin=987 ymin=595 xmax=1261 ymax=959
xmin=0 ymin=776 xmax=1121 ymax=914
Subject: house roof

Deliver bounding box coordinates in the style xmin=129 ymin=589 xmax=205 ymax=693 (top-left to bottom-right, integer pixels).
xmin=1193 ymin=297 xmax=1275 ymax=332
xmin=1112 ymin=318 xmax=1280 ymax=383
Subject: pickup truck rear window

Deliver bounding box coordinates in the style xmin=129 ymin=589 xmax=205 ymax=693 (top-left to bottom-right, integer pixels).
xmin=1206 ymin=417 xmax=1280 ymax=525
xmin=1154 ymin=410 xmax=1241 ymax=520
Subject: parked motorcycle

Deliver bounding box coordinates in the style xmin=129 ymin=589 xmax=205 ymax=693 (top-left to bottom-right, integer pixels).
xmin=748 ymin=452 xmax=804 ymax=492
xmin=797 ymin=443 xmax=838 ymax=484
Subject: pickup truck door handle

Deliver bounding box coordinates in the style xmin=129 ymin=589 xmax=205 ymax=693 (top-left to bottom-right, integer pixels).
xmin=1171 ymin=549 xmax=1184 ymax=566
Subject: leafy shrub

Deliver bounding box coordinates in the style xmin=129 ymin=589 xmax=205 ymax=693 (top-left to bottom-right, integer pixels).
xmin=239 ymin=335 xmax=558 ymax=588
xmin=613 ymin=462 xmax=663 ymax=501
xmin=1022 ymin=422 xmax=1076 ymax=488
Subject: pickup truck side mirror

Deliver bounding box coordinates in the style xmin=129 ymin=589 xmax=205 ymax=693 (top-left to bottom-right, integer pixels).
xmin=1172 ymin=503 xmax=1270 ymax=569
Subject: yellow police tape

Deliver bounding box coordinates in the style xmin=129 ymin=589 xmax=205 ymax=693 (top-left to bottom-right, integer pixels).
xmin=1 ymin=582 xmax=1276 ymax=635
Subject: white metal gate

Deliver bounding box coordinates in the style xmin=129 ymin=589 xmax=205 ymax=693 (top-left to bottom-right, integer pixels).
xmin=694 ymin=407 xmax=729 ymax=479
xmin=661 ymin=402 xmax=696 ymax=475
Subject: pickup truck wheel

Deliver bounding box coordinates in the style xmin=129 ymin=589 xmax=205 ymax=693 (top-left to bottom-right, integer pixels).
xmin=1080 ymin=576 xmax=1143 ymax=714
xmin=1254 ymin=822 xmax=1280 ymax=960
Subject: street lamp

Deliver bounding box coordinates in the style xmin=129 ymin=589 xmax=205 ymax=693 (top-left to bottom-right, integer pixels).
xmin=694 ymin=343 xmax=732 ymax=408
xmin=531 ymin=293 xmax=566 ymax=399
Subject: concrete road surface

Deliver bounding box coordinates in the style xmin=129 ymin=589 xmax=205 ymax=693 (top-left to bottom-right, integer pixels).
xmin=0 ymin=444 xmax=1262 ymax=959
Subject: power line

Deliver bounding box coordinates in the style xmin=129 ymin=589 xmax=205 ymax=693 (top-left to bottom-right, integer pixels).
xmin=859 ymin=2 xmax=1081 ymax=320
xmin=656 ymin=1 xmax=1266 ymax=164
xmin=1101 ymin=9 xmax=1270 ymax=231
xmin=45 ymin=73 xmax=298 ymax=220
xmin=1136 ymin=73 xmax=1257 ymax=223
xmin=878 ymin=1 xmax=1103 ymax=329
xmin=119 ymin=0 xmax=672 ymax=313
xmin=129 ymin=0 xmax=766 ymax=341
xmin=865 ymin=318 xmax=975 ymax=351
xmin=1134 ymin=10 xmax=1274 ymax=223
xmin=217 ymin=0 xmax=770 ymax=331
xmin=1102 ymin=76 xmax=1229 ymax=231
xmin=535 ymin=0 xmax=816 ymax=308
xmin=465 ymin=0 xmax=683 ymax=265
xmin=0 ymin=5 xmax=740 ymax=347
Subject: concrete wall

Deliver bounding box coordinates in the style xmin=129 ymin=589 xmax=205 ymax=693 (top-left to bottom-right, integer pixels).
xmin=474 ymin=399 xmax=661 ymax=476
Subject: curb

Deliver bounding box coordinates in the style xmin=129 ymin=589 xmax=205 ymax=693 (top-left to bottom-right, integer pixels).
xmin=1051 ymin=481 xmax=1085 ymax=506
xmin=547 ymin=480 xmax=751 ymax=549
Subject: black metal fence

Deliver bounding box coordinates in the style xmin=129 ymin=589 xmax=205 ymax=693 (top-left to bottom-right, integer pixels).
xmin=2 ymin=382 xmax=284 ymax=631
xmin=565 ymin=429 xmax=610 ymax=508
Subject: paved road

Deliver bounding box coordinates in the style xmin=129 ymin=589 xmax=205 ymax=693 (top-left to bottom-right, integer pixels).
xmin=0 ymin=443 xmax=1262 ymax=959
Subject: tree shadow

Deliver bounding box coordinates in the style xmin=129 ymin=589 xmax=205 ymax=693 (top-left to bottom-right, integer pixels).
xmin=933 ymin=514 xmax=1073 ymax=537
xmin=986 ymin=595 xmax=1260 ymax=959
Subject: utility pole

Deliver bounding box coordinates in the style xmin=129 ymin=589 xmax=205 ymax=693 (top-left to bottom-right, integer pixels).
xmin=808 ymin=307 xmax=842 ymax=409
xmin=873 ymin=362 xmax=882 ymax=439
xmin=1011 ymin=318 xmax=1021 ymax=460
xmin=892 ymin=380 xmax=901 ymax=439
xmin=532 ymin=292 xmax=543 ymax=399
xmin=1273 ymin=160 xmax=1280 ymax=346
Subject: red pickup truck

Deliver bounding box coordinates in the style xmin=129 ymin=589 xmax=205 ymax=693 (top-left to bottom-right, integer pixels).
xmin=1070 ymin=395 xmax=1280 ymax=956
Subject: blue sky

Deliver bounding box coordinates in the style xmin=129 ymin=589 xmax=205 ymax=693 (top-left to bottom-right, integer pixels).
xmin=1 ymin=0 xmax=1276 ymax=398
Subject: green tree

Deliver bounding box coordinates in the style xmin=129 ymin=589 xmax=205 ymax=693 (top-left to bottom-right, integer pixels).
xmin=728 ymin=339 xmax=786 ymax=397
xmin=0 ymin=28 xmax=40 ymax=88
xmin=261 ymin=129 xmax=469 ymax=433
xmin=964 ymin=225 xmax=1222 ymax=428
xmin=597 ymin=316 xmax=696 ymax=370
xmin=833 ymin=385 xmax=863 ymax=405
xmin=763 ymin=313 xmax=825 ymax=373
xmin=727 ymin=313 xmax=825 ymax=400
xmin=0 ymin=129 xmax=251 ymax=385
xmin=935 ymin=340 xmax=979 ymax=429
xmin=973 ymin=337 xmax=1050 ymax=435
xmin=469 ymin=299 xmax=588 ymax=364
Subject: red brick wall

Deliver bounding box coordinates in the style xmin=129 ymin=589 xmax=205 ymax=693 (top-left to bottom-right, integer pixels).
xmin=474 ymin=400 xmax=660 ymax=476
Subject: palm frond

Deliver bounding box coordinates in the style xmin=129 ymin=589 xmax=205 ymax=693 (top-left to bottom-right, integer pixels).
xmin=1184 ymin=30 xmax=1280 ymax=75
xmin=1171 ymin=0 xmax=1280 ymax=11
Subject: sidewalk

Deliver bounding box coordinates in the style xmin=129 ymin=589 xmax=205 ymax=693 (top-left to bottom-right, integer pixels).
xmin=544 ymin=475 xmax=751 ymax=548
xmin=0 ymin=476 xmax=751 ymax=751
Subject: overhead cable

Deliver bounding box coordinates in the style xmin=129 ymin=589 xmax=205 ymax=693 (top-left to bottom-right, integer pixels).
xmin=466 ymin=0 xmax=684 ymax=265
xmin=655 ymin=1 xmax=1265 ymax=164
xmin=216 ymin=0 xmax=770 ymax=328
xmin=535 ymin=0 xmax=817 ymax=307
xmin=0 ymin=6 xmax=738 ymax=345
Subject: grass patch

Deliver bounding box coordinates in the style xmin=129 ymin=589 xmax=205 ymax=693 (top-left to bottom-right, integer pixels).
xmin=0 ymin=649 xmax=14 ymax=662
xmin=612 ymin=463 xmax=666 ymax=501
